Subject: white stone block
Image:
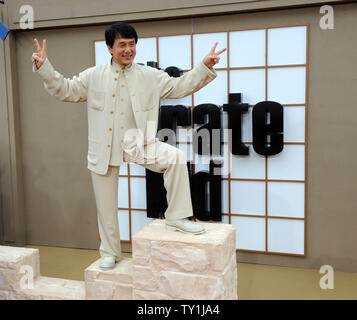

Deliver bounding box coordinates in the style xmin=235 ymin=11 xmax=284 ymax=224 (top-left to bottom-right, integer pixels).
xmin=0 ymin=290 xmax=10 ymax=299
xmin=132 ymin=219 xmax=237 ymax=300
xmin=0 ymin=246 xmax=84 ymax=300
xmin=85 ymin=257 xmax=133 ymax=300
xmin=13 ymin=276 xmax=85 ymax=300
xmin=0 ymin=220 xmax=238 ymax=300
xmin=133 ymin=289 xmax=171 ymax=300
xmin=0 ymin=245 xmax=40 ymax=291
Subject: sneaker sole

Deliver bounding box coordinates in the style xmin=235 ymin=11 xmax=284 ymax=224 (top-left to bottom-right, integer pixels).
xmin=99 ymin=264 xmax=115 ymax=270
xmin=165 ymin=224 xmax=206 ymax=235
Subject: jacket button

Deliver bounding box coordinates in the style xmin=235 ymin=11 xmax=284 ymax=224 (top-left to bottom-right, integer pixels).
xmin=109 ymin=128 xmax=112 ymax=131
xmin=112 ymin=94 xmax=116 ymax=97
xmin=110 ymin=111 xmax=114 ymax=114
xmin=107 ymin=144 xmax=111 ymax=148
xmin=114 ymin=78 xmax=118 ymax=81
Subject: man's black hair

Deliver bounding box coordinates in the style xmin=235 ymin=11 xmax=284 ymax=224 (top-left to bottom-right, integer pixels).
xmin=105 ymin=22 xmax=138 ymax=48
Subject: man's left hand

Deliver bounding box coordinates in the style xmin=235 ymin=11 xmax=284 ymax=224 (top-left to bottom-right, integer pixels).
xmin=202 ymin=42 xmax=227 ymax=69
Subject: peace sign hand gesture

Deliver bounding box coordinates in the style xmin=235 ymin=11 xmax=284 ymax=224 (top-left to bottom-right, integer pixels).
xmin=32 ymin=38 xmax=47 ymax=69
xmin=202 ymin=42 xmax=227 ymax=69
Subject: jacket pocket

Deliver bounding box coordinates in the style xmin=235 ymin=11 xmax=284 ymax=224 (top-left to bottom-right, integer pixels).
xmin=88 ymin=90 xmax=105 ymax=111
xmin=87 ymin=139 xmax=100 ymax=165
xmin=142 ymin=105 xmax=156 ymax=111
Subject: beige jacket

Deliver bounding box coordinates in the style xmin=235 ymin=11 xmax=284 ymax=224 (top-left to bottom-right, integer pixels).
xmin=33 ymin=58 xmax=217 ymax=174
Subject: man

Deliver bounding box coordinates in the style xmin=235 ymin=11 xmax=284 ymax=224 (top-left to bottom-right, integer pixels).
xmin=32 ymin=22 xmax=226 ymax=269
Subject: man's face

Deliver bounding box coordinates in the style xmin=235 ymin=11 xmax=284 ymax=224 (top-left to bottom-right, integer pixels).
xmin=108 ymin=37 xmax=136 ymax=68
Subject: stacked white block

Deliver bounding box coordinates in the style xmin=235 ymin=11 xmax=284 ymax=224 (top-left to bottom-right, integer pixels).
xmin=132 ymin=219 xmax=237 ymax=300
xmin=0 ymin=245 xmax=85 ymax=300
xmin=1 ymin=219 xmax=237 ymax=300
xmin=15 ymin=277 xmax=85 ymax=300
xmin=85 ymin=258 xmax=132 ymax=299
xmin=0 ymin=246 xmax=40 ymax=299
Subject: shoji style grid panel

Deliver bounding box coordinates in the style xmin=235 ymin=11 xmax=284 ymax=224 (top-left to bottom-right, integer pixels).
xmin=93 ymin=24 xmax=308 ymax=256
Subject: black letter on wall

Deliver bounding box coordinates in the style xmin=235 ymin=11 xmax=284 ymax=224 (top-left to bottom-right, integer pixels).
xmin=252 ymin=101 xmax=284 ymax=156
xmin=158 ymin=105 xmax=191 ymax=145
xmin=223 ymin=93 xmax=249 ymax=155
xmin=190 ymin=161 xmax=222 ymax=222
xmin=146 ymin=169 xmax=167 ymax=219
xmin=164 ymin=66 xmax=183 ymax=78
xmin=193 ymin=104 xmax=222 ymax=156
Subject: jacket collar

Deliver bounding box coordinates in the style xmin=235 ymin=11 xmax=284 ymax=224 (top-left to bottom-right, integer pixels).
xmin=110 ymin=57 xmax=134 ymax=73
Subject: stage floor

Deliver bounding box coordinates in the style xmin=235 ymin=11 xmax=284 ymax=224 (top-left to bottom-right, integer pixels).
xmin=25 ymin=245 xmax=357 ymax=300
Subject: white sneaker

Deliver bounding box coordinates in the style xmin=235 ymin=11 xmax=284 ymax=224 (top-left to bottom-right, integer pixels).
xmin=165 ymin=218 xmax=205 ymax=235
xmin=99 ymin=254 xmax=116 ymax=270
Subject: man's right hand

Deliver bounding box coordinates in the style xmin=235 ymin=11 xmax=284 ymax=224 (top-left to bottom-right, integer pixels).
xmin=32 ymin=38 xmax=47 ymax=69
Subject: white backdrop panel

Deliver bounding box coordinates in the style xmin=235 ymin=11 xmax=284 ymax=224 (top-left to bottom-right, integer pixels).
xmin=231 ymin=216 xmax=266 ymax=251
xmin=268 ymin=182 xmax=305 ymax=218
xmin=221 ymin=214 xmax=229 ymax=224
xmin=130 ymin=177 xmax=147 ymax=209
xmin=177 ymin=142 xmax=193 ymax=162
xmin=242 ymin=107 xmax=253 ymax=143
xmin=268 ymin=26 xmax=307 ymax=66
xmin=230 ymin=69 xmax=265 ymax=105
xmin=229 ymin=29 xmax=266 ymax=68
xmin=268 ymin=67 xmax=306 ymax=104
xmin=231 ymin=150 xmax=266 ymax=179
xmin=159 ymin=35 xmax=191 ymax=70
xmin=193 ymin=32 xmax=227 ymax=68
xmin=268 ymin=145 xmax=305 ymax=180
xmin=118 ymin=177 xmax=129 ymax=208
xmin=222 ymin=180 xmax=229 ymax=214
xmin=194 ymin=154 xmax=210 ymax=173
xmin=268 ymin=219 xmax=304 ymax=254
xmin=177 ymin=126 xmax=193 ymax=143
xmin=222 ymin=112 xmax=229 ymax=143
xmin=135 ymin=37 xmax=157 ymax=65
xmin=129 ymin=163 xmax=146 ymax=176
xmin=194 ymin=71 xmax=227 ymax=106
xmin=118 ymin=210 xmax=130 ymax=241
xmin=231 ymin=181 xmax=265 ymax=215
xmin=131 ymin=211 xmax=154 ymax=236
xmin=119 ymin=163 xmax=128 ymax=175
xmin=94 ymin=41 xmax=111 ymax=66
xmin=283 ymin=107 xmax=306 ymax=143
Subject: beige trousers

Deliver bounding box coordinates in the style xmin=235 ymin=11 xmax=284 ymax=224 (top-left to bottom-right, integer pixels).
xmin=90 ymin=140 xmax=193 ymax=261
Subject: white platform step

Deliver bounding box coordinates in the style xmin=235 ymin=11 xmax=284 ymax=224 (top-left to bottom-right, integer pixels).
xmin=0 ymin=245 xmax=85 ymax=300
xmin=132 ymin=219 xmax=237 ymax=300
xmin=0 ymin=219 xmax=237 ymax=300
xmin=12 ymin=276 xmax=85 ymax=300
xmin=85 ymin=257 xmax=132 ymax=300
